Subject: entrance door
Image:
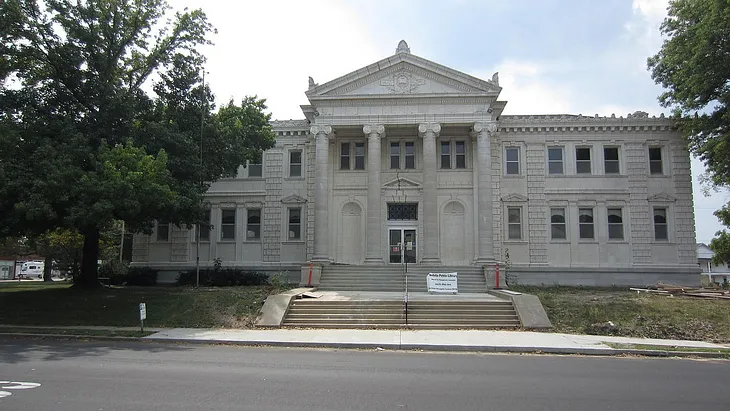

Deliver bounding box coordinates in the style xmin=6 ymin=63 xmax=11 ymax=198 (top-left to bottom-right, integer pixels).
xmin=388 ymin=228 xmax=416 ymax=264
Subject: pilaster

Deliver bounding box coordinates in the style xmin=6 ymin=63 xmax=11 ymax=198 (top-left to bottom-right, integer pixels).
xmin=474 ymin=122 xmax=497 ymax=263
xmin=419 ymin=122 xmax=441 ymax=264
xmin=311 ymin=124 xmax=333 ymax=262
xmin=363 ymin=124 xmax=385 ymax=264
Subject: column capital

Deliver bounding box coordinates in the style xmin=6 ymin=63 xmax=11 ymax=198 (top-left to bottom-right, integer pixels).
xmin=473 ymin=121 xmax=498 ymax=134
xmin=418 ymin=123 xmax=441 ymax=136
xmin=310 ymin=124 xmax=333 ymax=136
xmin=362 ymin=124 xmax=385 ymax=136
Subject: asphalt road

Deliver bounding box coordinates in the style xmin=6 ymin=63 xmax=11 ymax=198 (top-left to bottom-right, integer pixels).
xmin=1 ymin=338 xmax=728 ymax=411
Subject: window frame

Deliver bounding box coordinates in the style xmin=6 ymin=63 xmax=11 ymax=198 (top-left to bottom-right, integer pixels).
xmin=607 ymin=207 xmax=624 ymax=241
xmin=439 ymin=138 xmax=468 ymax=170
xmin=550 ymin=207 xmax=567 ymax=240
xmin=354 ymin=142 xmax=365 ymax=170
xmin=648 ymin=146 xmax=664 ymax=175
xmin=507 ymin=207 xmax=522 ymax=240
xmin=653 ymin=207 xmax=669 ymax=241
xmin=578 ymin=207 xmax=595 ymax=240
xmin=196 ymin=209 xmax=211 ymax=242
xmin=246 ymin=208 xmax=262 ymax=241
xmin=603 ymin=146 xmax=620 ymax=175
xmin=389 ymin=140 xmax=417 ymax=170
xmin=505 ymin=146 xmax=521 ymax=176
xmin=575 ymin=146 xmax=592 ymax=175
xmin=287 ymin=207 xmax=302 ymax=241
xmin=155 ymin=221 xmax=170 ymax=242
xmin=220 ymin=209 xmax=236 ymax=241
xmin=547 ymin=146 xmax=564 ymax=175
xmin=288 ymin=149 xmax=303 ymax=178
xmin=340 ymin=142 xmax=351 ymax=170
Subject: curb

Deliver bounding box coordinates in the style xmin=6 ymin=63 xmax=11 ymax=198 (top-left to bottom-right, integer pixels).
xmin=2 ymin=333 xmax=727 ymax=359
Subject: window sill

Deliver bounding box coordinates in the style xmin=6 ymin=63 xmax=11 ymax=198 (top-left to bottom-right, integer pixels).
xmin=338 ymin=170 xmax=367 ymax=173
xmin=243 ymin=240 xmax=262 ymax=243
xmin=503 ymin=175 xmax=524 ymax=179
xmin=652 ymin=241 xmax=675 ymax=245
xmin=549 ymin=240 xmax=570 ymax=243
xmin=577 ymin=240 xmax=598 ymax=244
xmin=648 ymin=174 xmax=672 ymax=178
xmin=503 ymin=240 xmax=528 ymax=244
xmin=218 ymin=240 xmax=236 ymax=243
xmin=282 ymin=240 xmax=305 ymax=244
xmin=607 ymin=240 xmax=629 ymax=244
xmin=285 ymin=177 xmax=306 ymax=181
xmin=243 ymin=177 xmax=265 ymax=181
xmin=192 ymin=241 xmax=211 ymax=244
xmin=547 ymin=174 xmax=626 ymax=178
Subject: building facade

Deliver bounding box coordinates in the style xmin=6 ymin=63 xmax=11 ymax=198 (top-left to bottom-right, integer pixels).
xmin=132 ymin=41 xmax=700 ymax=286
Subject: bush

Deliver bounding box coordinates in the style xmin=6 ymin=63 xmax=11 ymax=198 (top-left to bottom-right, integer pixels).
xmin=177 ymin=268 xmax=268 ymax=287
xmin=99 ymin=264 xmax=158 ymax=286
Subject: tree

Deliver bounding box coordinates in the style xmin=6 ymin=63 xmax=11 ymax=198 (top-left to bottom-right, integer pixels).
xmin=647 ymin=0 xmax=730 ymax=264
xmin=0 ymin=1 xmax=276 ymax=287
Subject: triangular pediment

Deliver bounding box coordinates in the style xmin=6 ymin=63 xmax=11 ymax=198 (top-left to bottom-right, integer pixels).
xmin=281 ymin=194 xmax=307 ymax=204
xmin=383 ymin=177 xmax=421 ymax=189
xmin=307 ymin=52 xmax=501 ymax=99
xmin=501 ymin=193 xmax=529 ymax=202
xmin=647 ymin=193 xmax=676 ymax=202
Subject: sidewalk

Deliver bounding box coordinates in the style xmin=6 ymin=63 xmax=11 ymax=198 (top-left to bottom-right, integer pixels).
xmin=143 ymin=328 xmax=730 ymax=357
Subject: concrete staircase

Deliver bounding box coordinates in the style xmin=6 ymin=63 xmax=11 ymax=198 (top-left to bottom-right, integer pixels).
xmin=318 ymin=265 xmax=487 ymax=293
xmin=281 ymin=298 xmax=520 ymax=329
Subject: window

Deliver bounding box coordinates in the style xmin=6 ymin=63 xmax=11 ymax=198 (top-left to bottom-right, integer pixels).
xmin=607 ymin=208 xmax=624 ymax=240
xmin=505 ymin=147 xmax=520 ymax=175
xmin=221 ymin=209 xmax=236 ymax=240
xmin=405 ymin=142 xmax=415 ymax=169
xmin=340 ymin=142 xmax=350 ymax=170
xmin=156 ymin=222 xmax=170 ymax=242
xmin=548 ymin=147 xmax=564 ymax=175
xmin=387 ymin=203 xmax=418 ymax=220
xmin=197 ymin=209 xmax=211 ymax=242
xmin=579 ymin=208 xmax=594 ymax=239
xmin=354 ymin=143 xmax=365 ymax=170
xmin=507 ymin=207 xmax=522 ymax=240
xmin=604 ymin=147 xmax=620 ymax=174
xmin=455 ymin=141 xmax=466 ymax=169
xmin=391 ymin=142 xmax=400 ymax=169
xmin=288 ymin=208 xmax=301 ymax=240
xmin=550 ymin=208 xmax=566 ymax=240
xmin=440 ymin=141 xmax=450 ymax=169
xmin=576 ymin=147 xmax=592 ymax=174
xmin=247 ymin=153 xmax=263 ymax=177
xmin=289 ymin=150 xmax=302 ymax=177
xmin=649 ymin=147 xmax=663 ymax=175
xmin=654 ymin=208 xmax=668 ymax=240
xmin=247 ymin=209 xmax=261 ymax=240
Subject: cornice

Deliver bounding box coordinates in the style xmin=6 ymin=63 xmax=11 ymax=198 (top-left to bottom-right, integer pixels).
xmin=499 ymin=112 xmax=678 ymax=133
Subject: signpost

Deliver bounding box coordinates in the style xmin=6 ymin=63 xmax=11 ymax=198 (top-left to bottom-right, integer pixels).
xmin=139 ymin=303 xmax=147 ymax=332
xmin=427 ymin=272 xmax=458 ymax=294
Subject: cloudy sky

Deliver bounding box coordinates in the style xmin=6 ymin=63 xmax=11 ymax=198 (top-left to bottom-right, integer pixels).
xmin=169 ymin=0 xmax=729 ymax=244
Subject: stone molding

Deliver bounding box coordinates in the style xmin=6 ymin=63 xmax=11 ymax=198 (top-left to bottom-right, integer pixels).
xmin=418 ymin=123 xmax=441 ymax=136
xmin=473 ymin=121 xmax=498 ymax=134
xmin=309 ymin=125 xmax=333 ymax=136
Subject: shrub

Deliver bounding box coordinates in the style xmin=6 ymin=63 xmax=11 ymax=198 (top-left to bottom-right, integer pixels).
xmin=123 ymin=267 xmax=159 ymax=286
xmin=177 ymin=268 xmax=268 ymax=287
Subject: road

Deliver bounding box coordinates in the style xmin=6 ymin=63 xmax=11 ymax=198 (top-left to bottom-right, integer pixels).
xmin=0 ymin=338 xmax=728 ymax=411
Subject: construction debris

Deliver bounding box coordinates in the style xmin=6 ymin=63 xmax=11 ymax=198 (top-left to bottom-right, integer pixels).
xmin=630 ymin=284 xmax=730 ymax=299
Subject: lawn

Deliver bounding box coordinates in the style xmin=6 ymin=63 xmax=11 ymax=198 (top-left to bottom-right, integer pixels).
xmin=0 ymin=282 xmax=282 ymax=328
xmin=512 ymin=285 xmax=730 ymax=343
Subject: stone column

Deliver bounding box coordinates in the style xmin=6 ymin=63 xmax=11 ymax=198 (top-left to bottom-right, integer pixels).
xmin=419 ymin=123 xmax=441 ymax=264
xmin=311 ymin=124 xmax=333 ymax=262
xmin=363 ymin=124 xmax=385 ymax=264
xmin=474 ymin=122 xmax=497 ymax=262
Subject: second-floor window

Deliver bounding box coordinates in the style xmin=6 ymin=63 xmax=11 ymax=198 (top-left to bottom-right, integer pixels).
xmin=340 ymin=142 xmax=365 ymax=170
xmin=440 ymin=140 xmax=467 ymax=169
xmin=505 ymin=147 xmax=520 ymax=175
xmin=604 ymin=147 xmax=620 ymax=174
xmin=391 ymin=141 xmax=416 ymax=170
xmin=649 ymin=147 xmax=663 ymax=175
xmin=548 ymin=147 xmax=564 ymax=175
xmin=576 ymin=147 xmax=592 ymax=174
xmin=289 ymin=150 xmax=302 ymax=177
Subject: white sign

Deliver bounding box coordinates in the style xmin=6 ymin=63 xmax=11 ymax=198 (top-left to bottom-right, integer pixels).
xmin=139 ymin=303 xmax=147 ymax=320
xmin=427 ymin=272 xmax=458 ymax=294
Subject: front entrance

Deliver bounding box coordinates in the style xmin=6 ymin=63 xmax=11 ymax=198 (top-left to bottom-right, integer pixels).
xmin=388 ymin=228 xmax=416 ymax=264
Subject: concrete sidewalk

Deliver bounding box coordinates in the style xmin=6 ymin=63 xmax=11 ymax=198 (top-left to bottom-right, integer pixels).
xmin=143 ymin=328 xmax=730 ymax=356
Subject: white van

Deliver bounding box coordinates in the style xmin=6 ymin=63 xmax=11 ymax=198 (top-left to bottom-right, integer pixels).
xmin=20 ymin=261 xmax=44 ymax=279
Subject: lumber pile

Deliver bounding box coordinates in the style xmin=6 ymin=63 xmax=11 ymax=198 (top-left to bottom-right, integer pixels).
xmin=629 ymin=284 xmax=730 ymax=299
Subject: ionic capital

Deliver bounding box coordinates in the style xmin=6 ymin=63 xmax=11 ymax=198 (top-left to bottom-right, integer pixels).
xmin=473 ymin=121 xmax=498 ymax=134
xmin=310 ymin=124 xmax=333 ymax=136
xmin=362 ymin=124 xmax=385 ymax=136
xmin=418 ymin=123 xmax=441 ymax=137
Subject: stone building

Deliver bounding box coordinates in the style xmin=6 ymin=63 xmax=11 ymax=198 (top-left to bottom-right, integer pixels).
xmin=132 ymin=41 xmax=700 ymax=287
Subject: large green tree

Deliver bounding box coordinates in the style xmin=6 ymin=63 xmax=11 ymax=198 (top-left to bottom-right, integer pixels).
xmin=647 ymin=0 xmax=730 ymax=264
xmin=0 ymin=0 xmax=276 ymax=287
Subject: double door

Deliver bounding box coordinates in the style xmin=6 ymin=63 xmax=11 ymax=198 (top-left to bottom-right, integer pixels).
xmin=388 ymin=228 xmax=416 ymax=264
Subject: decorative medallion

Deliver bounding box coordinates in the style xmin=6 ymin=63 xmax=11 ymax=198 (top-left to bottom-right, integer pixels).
xmin=380 ymin=72 xmax=426 ymax=94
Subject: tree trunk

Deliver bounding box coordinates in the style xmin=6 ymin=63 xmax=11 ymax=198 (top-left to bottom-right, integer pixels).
xmin=43 ymin=255 xmax=53 ymax=282
xmin=78 ymin=228 xmax=101 ymax=288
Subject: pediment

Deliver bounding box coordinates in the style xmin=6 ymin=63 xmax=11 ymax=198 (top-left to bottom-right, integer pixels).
xmin=281 ymin=194 xmax=307 ymax=204
xmin=647 ymin=193 xmax=676 ymax=202
xmin=383 ymin=177 xmax=421 ymax=189
xmin=501 ymin=193 xmax=529 ymax=202
xmin=307 ymin=53 xmax=501 ymax=99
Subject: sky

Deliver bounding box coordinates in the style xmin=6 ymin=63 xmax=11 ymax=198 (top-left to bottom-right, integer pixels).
xmin=168 ymin=0 xmax=730 ymax=244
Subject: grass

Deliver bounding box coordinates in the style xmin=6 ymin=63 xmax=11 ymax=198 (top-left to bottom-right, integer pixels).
xmin=0 ymin=327 xmax=153 ymax=338
xmin=512 ymin=285 xmax=730 ymax=344
xmin=0 ymin=282 xmax=287 ymax=329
